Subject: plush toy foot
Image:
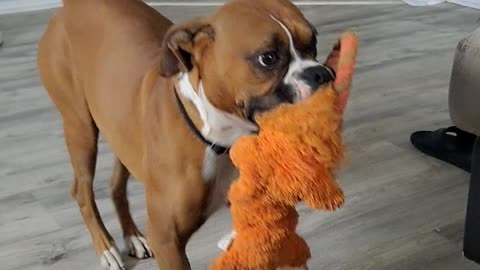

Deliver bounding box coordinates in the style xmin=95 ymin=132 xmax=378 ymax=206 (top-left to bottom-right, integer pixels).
xmin=217 ymin=230 xmax=236 ymax=251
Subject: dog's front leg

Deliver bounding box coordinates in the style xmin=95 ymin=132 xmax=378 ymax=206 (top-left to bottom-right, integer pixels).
xmin=145 ymin=187 xmax=191 ymax=270
xmin=145 ymin=176 xmax=207 ymax=270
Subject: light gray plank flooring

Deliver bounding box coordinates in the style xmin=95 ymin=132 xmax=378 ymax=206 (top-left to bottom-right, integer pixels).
xmin=1 ymin=2 xmax=480 ymax=270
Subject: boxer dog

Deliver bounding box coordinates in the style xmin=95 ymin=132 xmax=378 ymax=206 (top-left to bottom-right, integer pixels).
xmin=37 ymin=0 xmax=336 ymax=269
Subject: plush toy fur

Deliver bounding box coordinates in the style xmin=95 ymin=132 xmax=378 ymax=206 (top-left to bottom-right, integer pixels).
xmin=211 ymin=32 xmax=358 ymax=270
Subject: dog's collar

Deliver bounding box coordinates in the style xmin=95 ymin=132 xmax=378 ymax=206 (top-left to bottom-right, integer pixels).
xmin=174 ymin=87 xmax=230 ymax=155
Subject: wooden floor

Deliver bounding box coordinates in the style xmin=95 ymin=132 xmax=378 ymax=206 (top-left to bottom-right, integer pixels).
xmin=1 ymin=2 xmax=480 ymax=270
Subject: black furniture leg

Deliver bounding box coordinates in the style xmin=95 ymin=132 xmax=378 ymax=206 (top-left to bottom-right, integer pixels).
xmin=464 ymin=136 xmax=480 ymax=263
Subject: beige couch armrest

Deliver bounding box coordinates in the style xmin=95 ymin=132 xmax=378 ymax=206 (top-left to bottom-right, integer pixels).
xmin=449 ymin=28 xmax=480 ymax=136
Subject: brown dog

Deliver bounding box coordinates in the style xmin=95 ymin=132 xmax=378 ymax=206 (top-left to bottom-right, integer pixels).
xmin=37 ymin=0 xmax=336 ymax=269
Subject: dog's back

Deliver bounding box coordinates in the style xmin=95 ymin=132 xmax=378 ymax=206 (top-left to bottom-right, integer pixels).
xmin=38 ymin=0 xmax=173 ymax=109
xmin=38 ymin=0 xmax=174 ymax=178
xmin=38 ymin=0 xmax=172 ymax=89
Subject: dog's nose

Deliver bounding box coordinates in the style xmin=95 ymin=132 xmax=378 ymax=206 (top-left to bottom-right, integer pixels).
xmin=300 ymin=65 xmax=336 ymax=91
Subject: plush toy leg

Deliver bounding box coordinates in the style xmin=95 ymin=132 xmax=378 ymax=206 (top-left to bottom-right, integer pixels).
xmin=277 ymin=233 xmax=311 ymax=269
xmin=211 ymin=236 xmax=276 ymax=270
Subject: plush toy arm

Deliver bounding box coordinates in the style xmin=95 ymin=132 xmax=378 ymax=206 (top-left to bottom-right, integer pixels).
xmin=300 ymin=169 xmax=345 ymax=211
xmin=324 ymin=32 xmax=358 ymax=113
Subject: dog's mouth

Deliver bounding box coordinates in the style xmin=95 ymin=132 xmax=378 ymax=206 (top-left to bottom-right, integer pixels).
xmin=245 ymin=97 xmax=282 ymax=123
xmin=246 ymin=65 xmax=335 ymax=123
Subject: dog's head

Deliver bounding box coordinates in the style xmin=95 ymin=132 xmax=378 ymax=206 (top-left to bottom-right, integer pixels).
xmin=160 ymin=0 xmax=334 ymax=144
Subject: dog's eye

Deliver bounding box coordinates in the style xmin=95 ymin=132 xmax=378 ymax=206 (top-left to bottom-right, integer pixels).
xmin=258 ymin=51 xmax=279 ymax=67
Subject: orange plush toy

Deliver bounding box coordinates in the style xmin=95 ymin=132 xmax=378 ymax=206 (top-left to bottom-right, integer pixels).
xmin=210 ymin=32 xmax=358 ymax=270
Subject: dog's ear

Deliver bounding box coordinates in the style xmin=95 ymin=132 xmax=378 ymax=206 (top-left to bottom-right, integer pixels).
xmin=159 ymin=18 xmax=215 ymax=77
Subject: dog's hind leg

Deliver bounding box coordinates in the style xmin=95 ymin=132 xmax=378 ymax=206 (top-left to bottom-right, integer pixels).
xmin=38 ymin=11 xmax=124 ymax=270
xmin=63 ymin=115 xmax=125 ymax=270
xmin=110 ymin=158 xmax=153 ymax=260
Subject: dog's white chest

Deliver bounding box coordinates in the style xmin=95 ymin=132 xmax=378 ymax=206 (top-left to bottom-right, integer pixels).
xmin=202 ymin=148 xmax=238 ymax=217
xmin=177 ymin=73 xmax=258 ymax=147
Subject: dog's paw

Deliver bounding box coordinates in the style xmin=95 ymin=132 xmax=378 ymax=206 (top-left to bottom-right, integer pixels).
xmin=217 ymin=230 xmax=236 ymax=251
xmin=125 ymin=235 xmax=153 ymax=259
xmin=99 ymin=247 xmax=126 ymax=270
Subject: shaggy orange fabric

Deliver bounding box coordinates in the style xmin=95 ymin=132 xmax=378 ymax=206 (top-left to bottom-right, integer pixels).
xmin=210 ymin=32 xmax=358 ymax=270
